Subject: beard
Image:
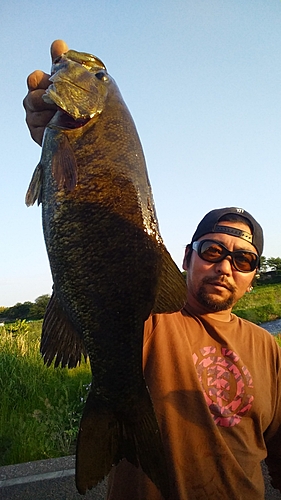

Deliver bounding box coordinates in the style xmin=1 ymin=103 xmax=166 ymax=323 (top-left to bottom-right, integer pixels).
xmin=193 ymin=276 xmax=237 ymax=312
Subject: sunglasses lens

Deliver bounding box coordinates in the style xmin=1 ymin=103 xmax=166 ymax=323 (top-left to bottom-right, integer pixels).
xmin=233 ymin=252 xmax=258 ymax=272
xmin=199 ymin=241 xmax=226 ymax=262
xmin=196 ymin=240 xmax=258 ymax=272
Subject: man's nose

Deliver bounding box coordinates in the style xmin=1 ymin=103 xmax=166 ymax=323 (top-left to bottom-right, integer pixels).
xmin=214 ymin=256 xmax=233 ymax=275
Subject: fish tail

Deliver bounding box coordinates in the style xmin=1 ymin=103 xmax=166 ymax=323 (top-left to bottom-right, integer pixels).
xmin=75 ymin=385 xmax=169 ymax=499
xmin=75 ymin=397 xmax=118 ymax=495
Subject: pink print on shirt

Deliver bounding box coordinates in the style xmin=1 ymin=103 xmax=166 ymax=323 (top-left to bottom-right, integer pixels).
xmin=193 ymin=347 xmax=254 ymax=427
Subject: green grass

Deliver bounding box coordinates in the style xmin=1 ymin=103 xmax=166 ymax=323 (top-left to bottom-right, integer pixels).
xmin=275 ymin=334 xmax=281 ymax=348
xmin=233 ymin=283 xmax=281 ymax=324
xmin=0 ymin=320 xmax=91 ymax=466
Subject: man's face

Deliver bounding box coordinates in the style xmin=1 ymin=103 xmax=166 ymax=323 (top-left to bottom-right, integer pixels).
xmin=183 ymin=221 xmax=258 ymax=313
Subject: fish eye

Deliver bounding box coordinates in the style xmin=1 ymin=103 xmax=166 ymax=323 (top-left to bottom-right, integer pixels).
xmin=95 ymin=71 xmax=108 ymax=81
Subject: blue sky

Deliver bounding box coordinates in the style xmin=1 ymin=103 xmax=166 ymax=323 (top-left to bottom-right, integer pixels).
xmin=1 ymin=0 xmax=281 ymax=306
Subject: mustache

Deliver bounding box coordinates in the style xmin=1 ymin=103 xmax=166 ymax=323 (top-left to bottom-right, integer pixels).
xmin=201 ymin=276 xmax=236 ymax=293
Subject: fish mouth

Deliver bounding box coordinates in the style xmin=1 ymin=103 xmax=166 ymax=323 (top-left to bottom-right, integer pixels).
xmin=43 ymin=80 xmax=93 ymax=129
xmin=51 ymin=51 xmax=106 ymax=74
xmin=43 ymin=50 xmax=108 ymax=124
xmin=48 ymin=75 xmax=95 ymax=96
xmin=43 ymin=74 xmax=105 ymax=124
xmin=48 ymin=109 xmax=90 ymax=129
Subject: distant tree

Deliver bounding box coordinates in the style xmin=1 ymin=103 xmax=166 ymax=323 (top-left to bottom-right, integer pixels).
xmin=266 ymin=257 xmax=281 ymax=271
xmin=6 ymin=302 xmax=33 ymax=320
xmin=259 ymin=255 xmax=267 ymax=273
xmin=0 ymin=306 xmax=8 ymax=319
xmin=31 ymin=294 xmax=50 ymax=319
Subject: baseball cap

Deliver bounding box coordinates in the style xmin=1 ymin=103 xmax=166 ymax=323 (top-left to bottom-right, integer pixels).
xmin=191 ymin=207 xmax=263 ymax=256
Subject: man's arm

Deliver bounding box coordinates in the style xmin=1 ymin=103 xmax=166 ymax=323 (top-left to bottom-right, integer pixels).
xmin=264 ymin=344 xmax=281 ymax=492
xmin=265 ymin=427 xmax=281 ymax=492
xmin=22 ymin=39 xmax=68 ymax=145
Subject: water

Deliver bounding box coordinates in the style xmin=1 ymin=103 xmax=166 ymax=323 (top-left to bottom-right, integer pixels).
xmin=259 ymin=318 xmax=281 ymax=336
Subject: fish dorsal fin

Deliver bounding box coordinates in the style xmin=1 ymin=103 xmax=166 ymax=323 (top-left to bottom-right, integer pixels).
xmin=152 ymin=246 xmax=187 ymax=314
xmin=41 ymin=290 xmax=87 ymax=368
xmin=51 ymin=131 xmax=78 ymax=192
xmin=25 ymin=163 xmax=43 ymax=206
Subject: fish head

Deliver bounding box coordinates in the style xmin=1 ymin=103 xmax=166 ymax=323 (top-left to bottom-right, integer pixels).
xmin=43 ymin=49 xmax=109 ymax=124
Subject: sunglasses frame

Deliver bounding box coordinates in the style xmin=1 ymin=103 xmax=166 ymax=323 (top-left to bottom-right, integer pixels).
xmin=192 ymin=239 xmax=259 ymax=273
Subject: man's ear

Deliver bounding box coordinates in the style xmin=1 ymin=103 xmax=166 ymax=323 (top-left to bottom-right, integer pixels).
xmin=246 ymin=272 xmax=257 ymax=293
xmin=182 ymin=244 xmax=191 ymax=271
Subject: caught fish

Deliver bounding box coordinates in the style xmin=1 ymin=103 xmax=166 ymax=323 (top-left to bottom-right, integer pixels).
xmin=26 ymin=49 xmax=186 ymax=498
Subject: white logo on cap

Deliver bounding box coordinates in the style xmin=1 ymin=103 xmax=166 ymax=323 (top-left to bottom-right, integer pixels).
xmin=236 ymin=208 xmax=244 ymax=213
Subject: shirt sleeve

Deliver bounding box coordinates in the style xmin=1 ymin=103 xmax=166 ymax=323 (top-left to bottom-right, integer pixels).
xmin=264 ymin=341 xmax=281 ymax=492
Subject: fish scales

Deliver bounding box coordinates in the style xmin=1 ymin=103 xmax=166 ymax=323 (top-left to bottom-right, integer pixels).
xmin=26 ymin=49 xmax=187 ymax=498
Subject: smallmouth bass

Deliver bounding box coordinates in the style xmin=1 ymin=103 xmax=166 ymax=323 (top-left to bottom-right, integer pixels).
xmin=26 ymin=49 xmax=187 ymax=498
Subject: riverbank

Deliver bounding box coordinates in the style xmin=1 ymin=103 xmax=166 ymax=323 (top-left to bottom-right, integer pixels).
xmin=233 ymin=283 xmax=281 ymax=324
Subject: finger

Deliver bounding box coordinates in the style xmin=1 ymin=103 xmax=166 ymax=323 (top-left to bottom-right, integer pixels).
xmin=27 ymin=110 xmax=56 ymax=127
xmin=23 ymin=89 xmax=56 ymax=113
xmin=28 ymin=124 xmax=48 ymax=146
xmin=51 ymin=39 xmax=69 ymax=61
xmin=25 ymin=108 xmax=56 ymax=145
xmin=26 ymin=40 xmax=69 ymax=92
xmin=27 ymin=70 xmax=51 ymax=92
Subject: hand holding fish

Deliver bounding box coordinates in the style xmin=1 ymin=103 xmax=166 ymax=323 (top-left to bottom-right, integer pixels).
xmin=23 ymin=40 xmax=68 ymax=145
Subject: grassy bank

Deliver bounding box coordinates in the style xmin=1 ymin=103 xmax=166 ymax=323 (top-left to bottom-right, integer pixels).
xmin=0 ymin=321 xmax=91 ymax=467
xmin=233 ymin=282 xmax=281 ymax=324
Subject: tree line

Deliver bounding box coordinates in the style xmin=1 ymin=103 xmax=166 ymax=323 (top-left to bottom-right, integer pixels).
xmin=259 ymin=256 xmax=281 ymax=272
xmin=0 ymin=295 xmax=50 ymax=322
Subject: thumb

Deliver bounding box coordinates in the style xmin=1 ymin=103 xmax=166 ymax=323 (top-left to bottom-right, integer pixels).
xmin=50 ymin=40 xmax=69 ymax=62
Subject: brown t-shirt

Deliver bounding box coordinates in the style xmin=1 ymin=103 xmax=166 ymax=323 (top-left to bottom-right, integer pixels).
xmin=107 ymin=308 xmax=281 ymax=499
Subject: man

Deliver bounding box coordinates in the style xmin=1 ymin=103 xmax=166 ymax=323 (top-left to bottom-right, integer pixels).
xmin=106 ymin=208 xmax=281 ymax=500
xmin=23 ymin=41 xmax=281 ymax=500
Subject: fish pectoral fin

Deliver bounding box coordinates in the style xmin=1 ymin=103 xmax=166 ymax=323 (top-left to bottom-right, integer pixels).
xmin=76 ymin=384 xmax=170 ymax=499
xmin=152 ymin=246 xmax=187 ymax=314
xmin=52 ymin=132 xmax=78 ymax=192
xmin=25 ymin=163 xmax=43 ymax=206
xmin=40 ymin=290 xmax=87 ymax=368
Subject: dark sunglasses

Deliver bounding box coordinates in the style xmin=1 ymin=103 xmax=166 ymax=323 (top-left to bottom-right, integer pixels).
xmin=192 ymin=239 xmax=259 ymax=273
